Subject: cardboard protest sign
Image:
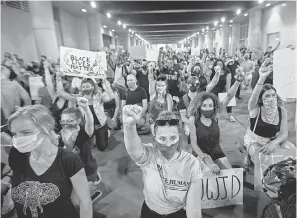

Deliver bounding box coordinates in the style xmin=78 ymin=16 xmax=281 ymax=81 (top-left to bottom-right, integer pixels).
xmin=60 ymin=46 xmax=107 ymax=78
xmin=191 ymin=47 xmax=200 ymax=56
xmin=29 ymin=76 xmax=44 ymax=100
xmin=130 ymin=45 xmax=147 ymax=60
xmin=273 ymin=48 xmax=297 ymax=99
xmin=146 ymin=49 xmax=159 ymax=62
xmin=218 ymin=93 xmax=236 ymax=107
xmin=201 ymin=168 xmax=243 ymax=209
xmin=254 ymin=149 xmax=296 ymax=191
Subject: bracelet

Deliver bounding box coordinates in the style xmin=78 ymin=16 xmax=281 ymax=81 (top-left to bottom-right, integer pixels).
xmin=202 ymin=156 xmax=208 ymax=162
xmin=257 ymin=82 xmax=264 ymax=85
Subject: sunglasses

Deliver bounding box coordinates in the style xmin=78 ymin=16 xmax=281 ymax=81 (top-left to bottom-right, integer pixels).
xmin=155 ymin=119 xmax=179 ymax=126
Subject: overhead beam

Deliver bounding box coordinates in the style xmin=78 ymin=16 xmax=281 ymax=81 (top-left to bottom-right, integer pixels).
xmin=127 ymin=22 xmax=209 ymax=27
xmin=111 ymin=9 xmax=232 ymax=15
xmin=141 ymin=34 xmax=189 ymax=37
xmin=136 ymin=29 xmax=197 ymax=33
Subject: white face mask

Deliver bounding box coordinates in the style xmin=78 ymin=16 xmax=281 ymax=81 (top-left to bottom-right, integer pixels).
xmin=12 ymin=132 xmax=44 ymax=153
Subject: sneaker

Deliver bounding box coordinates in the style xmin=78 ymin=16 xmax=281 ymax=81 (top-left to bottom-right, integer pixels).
xmin=91 ymin=190 xmax=102 ymax=202
xmin=229 ymin=115 xmax=236 ymax=122
xmin=92 ymin=172 xmax=101 ymax=186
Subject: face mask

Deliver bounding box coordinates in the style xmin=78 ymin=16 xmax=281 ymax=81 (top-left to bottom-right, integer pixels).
xmin=263 ymin=97 xmax=277 ymax=108
xmin=244 ymin=56 xmax=249 ymax=60
xmin=61 ymin=125 xmax=80 ymax=149
xmin=127 ymin=82 xmax=136 ymax=88
xmin=12 ymin=133 xmax=44 ymax=153
xmin=157 ymin=86 xmax=166 ymax=94
xmin=189 ymin=86 xmax=197 ymax=92
xmin=200 ymin=109 xmax=214 ymax=118
xmin=82 ymin=89 xmax=94 ymax=95
xmin=208 ymin=65 xmax=213 ymax=69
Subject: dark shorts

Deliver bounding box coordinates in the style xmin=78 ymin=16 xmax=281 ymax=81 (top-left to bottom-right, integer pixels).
xmin=140 ymin=201 xmax=186 ymax=218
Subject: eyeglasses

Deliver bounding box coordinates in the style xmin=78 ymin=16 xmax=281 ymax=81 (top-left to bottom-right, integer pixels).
xmin=155 ymin=119 xmax=179 ymax=126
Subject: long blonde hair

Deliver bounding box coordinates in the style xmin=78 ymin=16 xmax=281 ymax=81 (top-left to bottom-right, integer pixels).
xmin=8 ymin=104 xmax=59 ymax=146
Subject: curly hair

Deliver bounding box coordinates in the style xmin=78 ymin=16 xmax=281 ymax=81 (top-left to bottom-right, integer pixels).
xmin=187 ymin=91 xmax=221 ymax=119
xmin=258 ymin=84 xmax=282 ymax=106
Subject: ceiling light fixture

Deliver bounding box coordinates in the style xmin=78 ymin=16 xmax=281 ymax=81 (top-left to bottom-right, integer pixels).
xmin=103 ymin=25 xmax=107 ymax=28
xmin=206 ymin=26 xmax=209 ymax=30
xmin=202 ymin=28 xmax=205 ymax=32
xmin=230 ymin=20 xmax=233 ymax=23
xmin=258 ymin=0 xmax=264 ymax=3
xmin=90 ymin=1 xmax=96 ymax=8
xmin=82 ymin=9 xmax=87 ymax=12
xmin=112 ymin=29 xmax=115 ymax=32
xmin=214 ymin=21 xmax=218 ymax=26
xmin=244 ymin=13 xmax=248 ymax=16
xmin=236 ymin=9 xmax=241 ymax=15
xmin=281 ymin=3 xmax=287 ymax=6
xmin=107 ymin=12 xmax=111 ymax=18
xmin=221 ymin=17 xmax=226 ymax=22
xmin=117 ymin=21 xmax=122 ymax=25
xmin=129 ymin=29 xmax=131 ymax=32
xmin=229 ymin=25 xmax=232 ymax=27
xmin=220 ymin=24 xmax=223 ymax=27
xmin=266 ymin=3 xmax=271 ymax=7
xmin=123 ymin=24 xmax=126 ymax=29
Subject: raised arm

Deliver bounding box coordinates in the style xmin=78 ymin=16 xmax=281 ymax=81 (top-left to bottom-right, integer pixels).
xmin=123 ymin=105 xmax=149 ymax=164
xmin=16 ymin=82 xmax=31 ymax=106
xmin=206 ymin=66 xmax=220 ymax=92
xmin=248 ymin=59 xmax=272 ymax=114
xmin=112 ymin=91 xmax=120 ymax=124
xmin=100 ymin=77 xmax=115 ymax=103
xmin=77 ymin=98 xmax=94 ymax=137
xmin=43 ymin=61 xmax=55 ymax=99
xmin=166 ymin=94 xmax=173 ymax=112
xmin=56 ymin=73 xmax=78 ymax=102
xmin=157 ymin=51 xmax=164 ymax=71
xmin=221 ymin=67 xmax=244 ymax=109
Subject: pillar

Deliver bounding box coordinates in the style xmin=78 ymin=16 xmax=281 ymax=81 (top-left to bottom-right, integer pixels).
xmin=29 ymin=1 xmax=59 ymax=59
xmin=111 ymin=32 xmax=116 ymax=47
xmin=222 ymin=25 xmax=230 ymax=53
xmin=191 ymin=38 xmax=195 ymax=48
xmin=230 ymin=22 xmax=240 ymax=56
xmin=136 ymin=38 xmax=139 ymax=46
xmin=87 ymin=13 xmax=104 ymax=51
xmin=248 ymin=9 xmax=262 ymax=50
xmin=198 ymin=35 xmax=204 ymax=51
xmin=132 ymin=36 xmax=136 ymax=46
xmin=205 ymin=31 xmax=214 ymax=52
xmin=124 ymin=31 xmax=130 ymax=52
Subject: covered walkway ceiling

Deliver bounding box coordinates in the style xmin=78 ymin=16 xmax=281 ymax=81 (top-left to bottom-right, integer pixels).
xmin=95 ymin=1 xmax=257 ymax=44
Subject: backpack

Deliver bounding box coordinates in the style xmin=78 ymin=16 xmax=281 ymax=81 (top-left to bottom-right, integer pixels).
xmin=262 ymin=157 xmax=296 ymax=201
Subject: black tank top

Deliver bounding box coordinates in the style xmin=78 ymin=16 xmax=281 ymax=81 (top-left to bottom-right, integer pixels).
xmin=195 ymin=118 xmax=220 ymax=156
xmin=250 ymin=107 xmax=282 ymax=138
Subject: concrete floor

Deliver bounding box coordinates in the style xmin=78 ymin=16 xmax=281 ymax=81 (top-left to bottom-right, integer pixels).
xmin=90 ymin=88 xmax=296 ymax=218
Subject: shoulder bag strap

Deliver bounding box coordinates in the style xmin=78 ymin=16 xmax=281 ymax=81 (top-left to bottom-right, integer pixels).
xmin=252 ymin=107 xmax=261 ymax=133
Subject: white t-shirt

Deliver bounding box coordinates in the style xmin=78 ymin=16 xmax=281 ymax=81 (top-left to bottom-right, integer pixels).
xmin=114 ymin=66 xmax=125 ymax=87
xmin=135 ymin=143 xmax=202 ymax=215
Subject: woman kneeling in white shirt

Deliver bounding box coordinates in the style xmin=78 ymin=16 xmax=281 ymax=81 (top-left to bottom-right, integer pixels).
xmin=123 ymin=105 xmax=202 ymax=218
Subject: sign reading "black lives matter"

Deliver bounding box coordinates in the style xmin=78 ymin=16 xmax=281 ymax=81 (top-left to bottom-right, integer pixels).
xmin=60 ymin=46 xmax=107 ymax=78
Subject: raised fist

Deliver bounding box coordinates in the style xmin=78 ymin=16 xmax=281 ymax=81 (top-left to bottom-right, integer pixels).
xmin=214 ymin=65 xmax=221 ymax=74
xmin=77 ymin=97 xmax=89 ymax=109
xmin=122 ymin=105 xmax=142 ymax=125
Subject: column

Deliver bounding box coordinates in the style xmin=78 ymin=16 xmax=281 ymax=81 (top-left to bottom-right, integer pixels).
xmin=247 ymin=9 xmax=262 ymax=50
xmin=136 ymin=38 xmax=139 ymax=46
xmin=124 ymin=31 xmax=130 ymax=52
xmin=191 ymin=38 xmax=195 ymax=48
xmin=29 ymin=1 xmax=59 ymax=59
xmin=111 ymin=32 xmax=116 ymax=47
xmin=132 ymin=36 xmax=136 ymax=46
xmin=222 ymin=25 xmax=230 ymax=53
xmin=205 ymin=31 xmax=214 ymax=52
xmin=230 ymin=22 xmax=240 ymax=56
xmin=198 ymin=35 xmax=204 ymax=51
xmin=87 ymin=13 xmax=104 ymax=51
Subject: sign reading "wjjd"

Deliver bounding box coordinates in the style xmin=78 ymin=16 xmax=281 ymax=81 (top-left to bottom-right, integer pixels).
xmin=60 ymin=46 xmax=107 ymax=78
xmin=201 ymin=168 xmax=243 ymax=209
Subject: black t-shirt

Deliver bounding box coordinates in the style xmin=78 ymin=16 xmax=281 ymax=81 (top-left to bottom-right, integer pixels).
xmin=210 ymin=68 xmax=231 ymax=96
xmin=9 ymin=147 xmax=83 ymax=218
xmin=161 ymin=67 xmax=181 ymax=97
xmin=121 ymin=86 xmax=148 ymax=105
xmin=136 ymin=70 xmax=149 ymax=97
xmin=178 ymin=94 xmax=191 ymax=111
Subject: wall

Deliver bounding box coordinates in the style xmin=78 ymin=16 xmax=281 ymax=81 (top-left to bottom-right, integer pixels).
xmin=54 ymin=21 xmax=63 ymax=50
xmin=59 ymin=9 xmax=90 ymax=50
xmin=1 ymin=5 xmax=38 ymax=63
xmin=262 ymin=1 xmax=296 ymax=50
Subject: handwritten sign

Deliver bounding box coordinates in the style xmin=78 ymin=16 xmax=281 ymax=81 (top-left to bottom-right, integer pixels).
xmin=60 ymin=46 xmax=107 ymax=78
xmin=29 ymin=76 xmax=44 ymax=100
xmin=191 ymin=48 xmax=200 ymax=56
xmin=130 ymin=45 xmax=147 ymax=60
xmin=273 ymin=48 xmax=297 ymax=99
xmin=146 ymin=49 xmax=159 ymax=62
xmin=218 ymin=93 xmax=236 ymax=107
xmin=254 ymin=149 xmax=296 ymax=191
xmin=201 ymin=168 xmax=243 ymax=209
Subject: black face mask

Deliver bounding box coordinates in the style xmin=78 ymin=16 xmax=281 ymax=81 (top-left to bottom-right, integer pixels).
xmin=189 ymin=86 xmax=197 ymax=92
xmin=200 ymin=109 xmax=214 ymax=118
